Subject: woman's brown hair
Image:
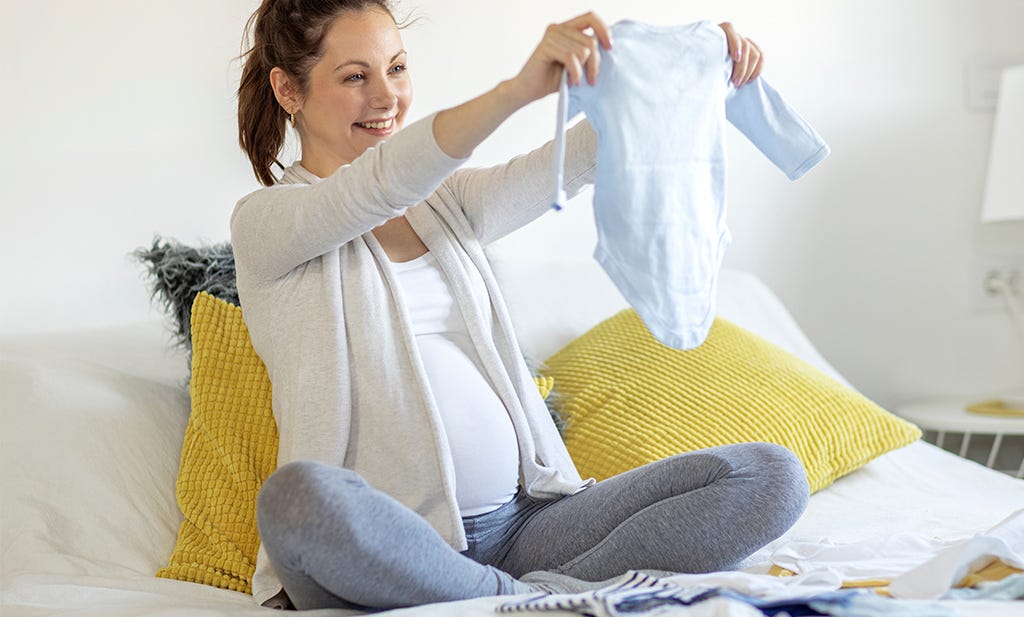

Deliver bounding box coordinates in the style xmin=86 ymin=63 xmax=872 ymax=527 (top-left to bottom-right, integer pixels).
xmin=237 ymin=0 xmax=397 ymax=186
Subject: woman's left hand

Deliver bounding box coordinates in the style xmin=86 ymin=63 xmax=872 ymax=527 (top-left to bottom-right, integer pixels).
xmin=718 ymin=22 xmax=764 ymax=87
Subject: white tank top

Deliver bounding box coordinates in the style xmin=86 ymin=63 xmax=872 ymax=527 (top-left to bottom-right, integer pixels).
xmin=391 ymin=251 xmax=520 ymax=516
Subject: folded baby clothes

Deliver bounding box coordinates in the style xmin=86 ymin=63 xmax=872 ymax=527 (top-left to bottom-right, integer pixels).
xmin=498 ymin=570 xmax=956 ymax=617
xmin=770 ymin=508 xmax=1024 ymax=601
xmin=888 ymin=508 xmax=1024 ymax=600
xmin=551 ymin=19 xmax=830 ymax=350
xmin=771 ymin=533 xmax=968 ymax=584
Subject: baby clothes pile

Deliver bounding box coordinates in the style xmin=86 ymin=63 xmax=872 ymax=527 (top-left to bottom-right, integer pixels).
xmin=498 ymin=509 xmax=1024 ymax=616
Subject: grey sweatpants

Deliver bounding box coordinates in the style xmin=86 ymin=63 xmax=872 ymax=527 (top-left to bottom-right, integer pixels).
xmin=256 ymin=442 xmax=809 ymax=611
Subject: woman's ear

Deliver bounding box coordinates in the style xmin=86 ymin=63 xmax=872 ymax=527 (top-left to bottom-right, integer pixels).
xmin=269 ymin=67 xmax=301 ymax=115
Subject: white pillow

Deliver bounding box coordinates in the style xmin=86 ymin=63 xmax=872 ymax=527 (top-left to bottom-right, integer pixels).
xmin=0 ymin=321 xmax=189 ymax=579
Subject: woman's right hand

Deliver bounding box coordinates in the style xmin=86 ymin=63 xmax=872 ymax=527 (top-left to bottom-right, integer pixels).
xmin=431 ymin=12 xmax=611 ymax=159
xmin=507 ymin=12 xmax=614 ymax=106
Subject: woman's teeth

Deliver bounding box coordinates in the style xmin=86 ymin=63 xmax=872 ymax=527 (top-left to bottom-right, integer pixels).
xmin=357 ymin=119 xmax=393 ymax=129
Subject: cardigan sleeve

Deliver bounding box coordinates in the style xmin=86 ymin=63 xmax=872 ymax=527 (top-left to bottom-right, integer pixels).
xmin=230 ymin=113 xmax=468 ymax=282
xmin=440 ymin=119 xmax=598 ymax=247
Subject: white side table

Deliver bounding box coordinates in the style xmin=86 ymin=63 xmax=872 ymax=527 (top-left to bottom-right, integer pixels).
xmin=896 ymin=398 xmax=1024 ymax=478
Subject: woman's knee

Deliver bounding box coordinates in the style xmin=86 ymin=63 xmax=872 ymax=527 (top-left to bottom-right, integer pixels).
xmin=757 ymin=442 xmax=808 ymax=494
xmin=743 ymin=442 xmax=809 ymax=531
xmin=699 ymin=442 xmax=807 ymax=531
xmin=257 ymin=461 xmax=366 ymax=536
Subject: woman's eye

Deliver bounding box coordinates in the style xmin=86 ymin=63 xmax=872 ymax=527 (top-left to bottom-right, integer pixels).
xmin=390 ymin=64 xmax=406 ymax=74
xmin=345 ymin=73 xmax=365 ymax=83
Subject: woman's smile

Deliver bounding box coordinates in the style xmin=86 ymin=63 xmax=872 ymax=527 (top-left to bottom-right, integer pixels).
xmin=354 ymin=116 xmax=396 ymax=136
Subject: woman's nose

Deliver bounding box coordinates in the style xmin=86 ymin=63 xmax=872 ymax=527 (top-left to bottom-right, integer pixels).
xmin=369 ymin=78 xmax=398 ymax=110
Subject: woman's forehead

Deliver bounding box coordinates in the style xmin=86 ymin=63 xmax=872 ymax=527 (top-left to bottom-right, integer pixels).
xmin=322 ymin=8 xmax=404 ymax=66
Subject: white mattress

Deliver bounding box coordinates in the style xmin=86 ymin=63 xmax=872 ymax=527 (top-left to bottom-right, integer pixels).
xmin=3 ymin=266 xmax=1023 ymax=617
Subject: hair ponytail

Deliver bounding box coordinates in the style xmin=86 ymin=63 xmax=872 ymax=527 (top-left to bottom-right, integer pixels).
xmin=236 ymin=0 xmax=398 ymax=187
xmin=237 ymin=8 xmax=288 ymax=187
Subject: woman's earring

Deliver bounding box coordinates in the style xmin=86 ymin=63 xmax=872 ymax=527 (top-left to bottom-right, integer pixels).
xmin=290 ymin=111 xmax=296 ymax=125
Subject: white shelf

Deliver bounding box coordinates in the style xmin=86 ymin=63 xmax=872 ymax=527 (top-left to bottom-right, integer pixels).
xmin=895 ymin=397 xmax=1024 ymax=478
xmin=896 ymin=398 xmax=1024 ymax=434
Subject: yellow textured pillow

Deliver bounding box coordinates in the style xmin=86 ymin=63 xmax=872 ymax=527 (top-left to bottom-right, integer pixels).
xmin=535 ymin=374 xmax=555 ymax=400
xmin=157 ymin=292 xmax=278 ymax=593
xmin=541 ymin=309 xmax=921 ymax=493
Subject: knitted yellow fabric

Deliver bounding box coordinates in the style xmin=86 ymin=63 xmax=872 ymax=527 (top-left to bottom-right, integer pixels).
xmin=540 ymin=309 xmax=921 ymax=493
xmin=535 ymin=375 xmax=555 ymax=400
xmin=157 ymin=292 xmax=277 ymax=593
xmin=157 ymin=292 xmax=556 ymax=593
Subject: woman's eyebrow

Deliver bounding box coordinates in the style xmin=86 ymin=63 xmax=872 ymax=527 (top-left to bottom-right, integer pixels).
xmin=335 ymin=50 xmax=407 ymax=72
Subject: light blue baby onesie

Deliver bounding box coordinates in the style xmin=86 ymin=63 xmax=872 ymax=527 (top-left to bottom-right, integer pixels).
xmin=552 ymin=19 xmax=830 ymax=350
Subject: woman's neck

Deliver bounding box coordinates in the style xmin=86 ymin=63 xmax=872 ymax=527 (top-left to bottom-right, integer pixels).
xmin=297 ymin=140 xmax=350 ymax=178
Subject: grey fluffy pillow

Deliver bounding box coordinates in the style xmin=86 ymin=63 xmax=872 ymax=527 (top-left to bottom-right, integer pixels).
xmin=132 ymin=236 xmax=239 ymax=351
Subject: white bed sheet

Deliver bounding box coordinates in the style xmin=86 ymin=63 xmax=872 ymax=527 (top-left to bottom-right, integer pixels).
xmin=3 ymin=266 xmax=1023 ymax=617
xmin=4 ymin=439 xmax=1021 ymax=617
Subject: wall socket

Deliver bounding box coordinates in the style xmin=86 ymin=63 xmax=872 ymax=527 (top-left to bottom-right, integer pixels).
xmin=971 ymin=255 xmax=1024 ymax=311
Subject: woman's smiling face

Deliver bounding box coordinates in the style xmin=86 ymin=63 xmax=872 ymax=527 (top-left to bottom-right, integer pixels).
xmin=297 ymin=7 xmax=412 ymax=171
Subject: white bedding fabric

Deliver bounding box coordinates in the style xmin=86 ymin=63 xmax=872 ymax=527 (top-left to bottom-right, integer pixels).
xmin=3 ymin=266 xmax=1023 ymax=617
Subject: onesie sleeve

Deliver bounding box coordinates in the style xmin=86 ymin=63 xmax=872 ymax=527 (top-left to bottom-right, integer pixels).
xmin=440 ymin=118 xmax=598 ymax=247
xmin=230 ymin=112 xmax=468 ymax=281
xmin=725 ymin=78 xmax=830 ymax=181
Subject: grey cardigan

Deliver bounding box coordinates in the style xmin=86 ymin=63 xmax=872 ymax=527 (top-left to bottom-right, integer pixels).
xmin=230 ymin=113 xmax=599 ymax=604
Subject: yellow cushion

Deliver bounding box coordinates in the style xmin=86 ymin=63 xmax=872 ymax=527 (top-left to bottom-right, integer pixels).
xmin=535 ymin=374 xmax=555 ymax=400
xmin=156 ymin=292 xmax=278 ymax=593
xmin=540 ymin=309 xmax=921 ymax=493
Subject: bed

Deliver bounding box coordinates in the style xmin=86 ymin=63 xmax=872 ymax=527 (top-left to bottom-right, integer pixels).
xmin=3 ymin=251 xmax=1023 ymax=617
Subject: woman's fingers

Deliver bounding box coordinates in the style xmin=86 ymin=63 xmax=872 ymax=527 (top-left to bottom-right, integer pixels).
xmin=746 ymin=39 xmax=765 ymax=82
xmin=737 ymin=39 xmax=762 ymax=84
xmin=559 ymin=11 xmax=612 ymax=86
xmin=551 ymin=26 xmax=602 ymax=85
xmin=583 ymin=40 xmax=600 ymax=85
xmin=509 ymin=11 xmax=613 ymax=104
xmin=564 ymin=11 xmax=614 ymax=51
xmin=719 ymin=22 xmax=743 ymax=62
xmin=718 ymin=21 xmax=764 ymax=87
xmin=564 ymin=47 xmax=585 ymax=88
xmin=719 ymin=22 xmax=747 ymax=85
xmin=574 ymin=28 xmax=602 ymax=86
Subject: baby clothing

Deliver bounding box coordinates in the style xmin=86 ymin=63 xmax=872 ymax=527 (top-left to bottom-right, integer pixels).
xmin=772 ymin=508 xmax=1024 ymax=601
xmin=552 ymin=19 xmax=830 ymax=350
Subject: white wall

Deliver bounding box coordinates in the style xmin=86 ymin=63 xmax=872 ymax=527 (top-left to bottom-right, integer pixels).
xmin=2 ymin=0 xmax=1023 ymax=409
